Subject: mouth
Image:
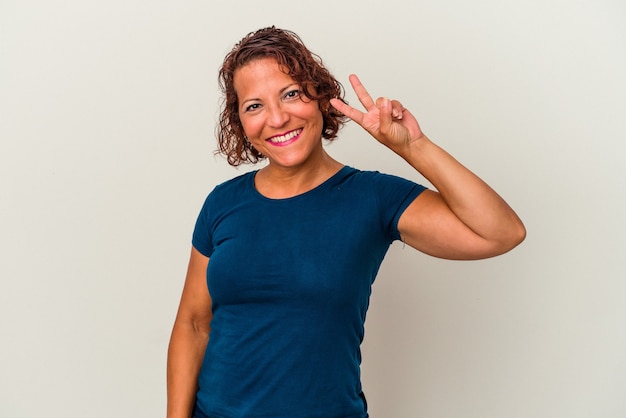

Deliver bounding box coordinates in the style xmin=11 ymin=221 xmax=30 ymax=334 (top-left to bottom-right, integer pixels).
xmin=267 ymin=128 xmax=303 ymax=146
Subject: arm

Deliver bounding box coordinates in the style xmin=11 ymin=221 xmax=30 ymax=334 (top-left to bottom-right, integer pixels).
xmin=331 ymin=75 xmax=526 ymax=260
xmin=167 ymin=246 xmax=212 ymax=418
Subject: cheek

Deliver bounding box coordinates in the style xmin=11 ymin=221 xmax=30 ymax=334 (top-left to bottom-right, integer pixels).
xmin=239 ymin=117 xmax=259 ymax=138
xmin=313 ymin=110 xmax=324 ymax=129
xmin=299 ymin=105 xmax=323 ymax=125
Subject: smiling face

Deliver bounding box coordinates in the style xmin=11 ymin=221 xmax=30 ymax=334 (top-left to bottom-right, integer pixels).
xmin=234 ymin=57 xmax=325 ymax=171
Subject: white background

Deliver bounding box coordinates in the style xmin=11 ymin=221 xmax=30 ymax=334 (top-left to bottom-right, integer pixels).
xmin=1 ymin=1 xmax=625 ymax=417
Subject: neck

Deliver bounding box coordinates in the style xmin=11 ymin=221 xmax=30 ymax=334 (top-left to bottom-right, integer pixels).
xmin=255 ymin=151 xmax=344 ymax=199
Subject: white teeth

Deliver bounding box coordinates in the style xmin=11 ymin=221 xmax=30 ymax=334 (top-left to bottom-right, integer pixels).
xmin=270 ymin=129 xmax=301 ymax=143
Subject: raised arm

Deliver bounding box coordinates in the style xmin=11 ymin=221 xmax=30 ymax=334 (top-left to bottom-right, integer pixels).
xmin=330 ymin=74 xmax=526 ymax=259
xmin=167 ymin=247 xmax=212 ymax=417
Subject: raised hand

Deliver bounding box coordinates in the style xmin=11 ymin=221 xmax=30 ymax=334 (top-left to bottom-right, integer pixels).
xmin=330 ymin=74 xmax=425 ymax=153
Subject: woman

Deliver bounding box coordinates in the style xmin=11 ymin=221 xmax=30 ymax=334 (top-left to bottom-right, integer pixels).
xmin=167 ymin=27 xmax=525 ymax=418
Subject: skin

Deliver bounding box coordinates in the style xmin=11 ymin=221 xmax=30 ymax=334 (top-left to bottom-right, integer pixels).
xmin=167 ymin=59 xmax=526 ymax=417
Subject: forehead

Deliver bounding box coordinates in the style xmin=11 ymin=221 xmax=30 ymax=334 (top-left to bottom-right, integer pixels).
xmin=233 ymin=58 xmax=295 ymax=92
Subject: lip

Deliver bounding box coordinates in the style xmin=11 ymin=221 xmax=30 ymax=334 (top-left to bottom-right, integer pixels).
xmin=266 ymin=128 xmax=302 ymax=147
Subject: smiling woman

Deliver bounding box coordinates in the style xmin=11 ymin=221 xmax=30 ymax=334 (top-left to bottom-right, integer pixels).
xmin=166 ymin=26 xmax=525 ymax=418
xmin=216 ymin=27 xmax=346 ymax=168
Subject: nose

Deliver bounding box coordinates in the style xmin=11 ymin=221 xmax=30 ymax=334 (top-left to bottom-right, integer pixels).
xmin=266 ymin=104 xmax=289 ymax=128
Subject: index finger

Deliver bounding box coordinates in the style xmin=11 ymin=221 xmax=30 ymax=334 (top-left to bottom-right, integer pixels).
xmin=348 ymin=74 xmax=376 ymax=111
xmin=330 ymin=98 xmax=365 ymax=124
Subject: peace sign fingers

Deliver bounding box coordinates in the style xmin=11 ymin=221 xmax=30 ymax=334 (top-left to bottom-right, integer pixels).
xmin=329 ymin=74 xmax=381 ymax=131
xmin=330 ymin=73 xmax=424 ymax=151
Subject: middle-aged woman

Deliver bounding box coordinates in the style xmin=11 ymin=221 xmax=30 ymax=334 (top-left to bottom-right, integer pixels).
xmin=167 ymin=26 xmax=526 ymax=418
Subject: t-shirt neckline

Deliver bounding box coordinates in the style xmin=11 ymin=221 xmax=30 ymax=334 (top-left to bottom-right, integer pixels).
xmin=248 ymin=165 xmax=353 ymax=202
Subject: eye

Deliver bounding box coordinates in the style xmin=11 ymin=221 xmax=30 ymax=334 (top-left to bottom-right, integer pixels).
xmin=244 ymin=103 xmax=261 ymax=112
xmin=283 ymin=89 xmax=301 ymax=100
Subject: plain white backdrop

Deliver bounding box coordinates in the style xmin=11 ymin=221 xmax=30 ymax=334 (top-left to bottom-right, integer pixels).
xmin=1 ymin=1 xmax=625 ymax=417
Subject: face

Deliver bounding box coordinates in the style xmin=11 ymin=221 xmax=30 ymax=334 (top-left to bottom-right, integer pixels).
xmin=233 ymin=57 xmax=324 ymax=170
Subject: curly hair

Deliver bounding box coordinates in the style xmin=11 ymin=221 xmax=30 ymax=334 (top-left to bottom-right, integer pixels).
xmin=216 ymin=26 xmax=348 ymax=166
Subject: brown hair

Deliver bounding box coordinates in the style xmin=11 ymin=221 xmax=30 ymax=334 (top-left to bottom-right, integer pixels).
xmin=216 ymin=26 xmax=347 ymax=166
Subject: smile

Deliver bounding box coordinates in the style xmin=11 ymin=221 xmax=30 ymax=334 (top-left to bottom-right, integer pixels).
xmin=267 ymin=129 xmax=302 ymax=145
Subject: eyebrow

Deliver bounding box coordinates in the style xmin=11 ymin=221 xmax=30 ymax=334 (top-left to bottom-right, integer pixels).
xmin=240 ymin=83 xmax=300 ymax=107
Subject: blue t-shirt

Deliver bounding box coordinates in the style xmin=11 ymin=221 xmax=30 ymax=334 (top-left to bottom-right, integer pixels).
xmin=192 ymin=166 xmax=425 ymax=417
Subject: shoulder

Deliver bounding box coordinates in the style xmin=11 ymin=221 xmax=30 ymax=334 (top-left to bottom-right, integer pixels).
xmin=203 ymin=170 xmax=257 ymax=201
xmin=195 ymin=170 xmax=257 ymax=219
xmin=340 ymin=166 xmax=424 ymax=190
xmin=213 ymin=170 xmax=256 ymax=192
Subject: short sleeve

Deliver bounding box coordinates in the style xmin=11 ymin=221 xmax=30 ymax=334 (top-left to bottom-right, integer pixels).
xmin=192 ymin=192 xmax=216 ymax=257
xmin=370 ymin=172 xmax=426 ymax=242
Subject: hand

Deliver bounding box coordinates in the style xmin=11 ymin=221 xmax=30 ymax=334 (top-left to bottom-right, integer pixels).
xmin=330 ymin=74 xmax=425 ymax=153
